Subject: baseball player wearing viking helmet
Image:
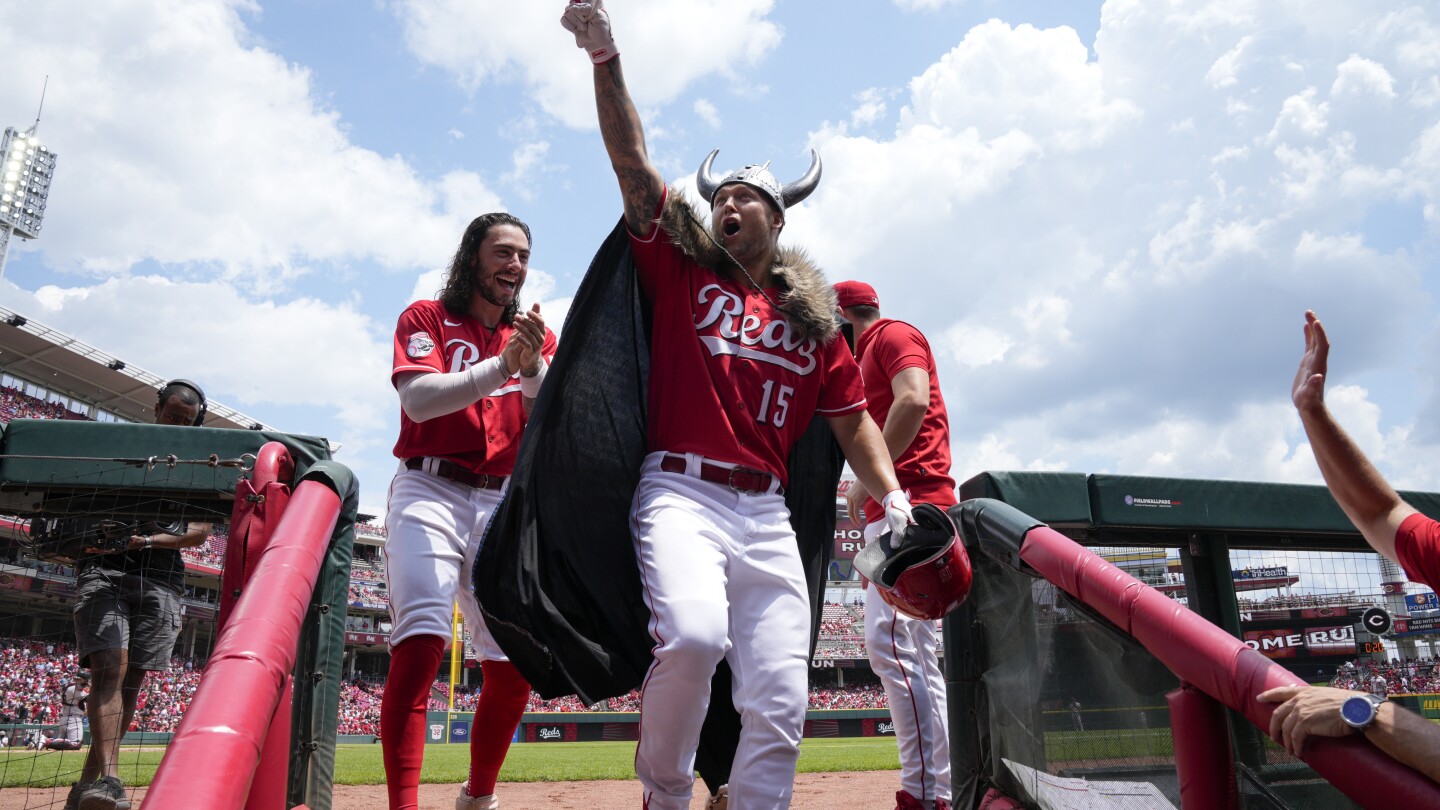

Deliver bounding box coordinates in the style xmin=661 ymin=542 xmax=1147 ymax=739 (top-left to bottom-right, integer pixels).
xmin=382 ymin=212 xmax=556 ymax=810
xmin=562 ymin=4 xmax=916 ymax=808
xmin=837 ymin=281 xmax=956 ymax=810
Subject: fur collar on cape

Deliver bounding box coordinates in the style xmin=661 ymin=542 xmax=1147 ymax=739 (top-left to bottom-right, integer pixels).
xmin=658 ymin=188 xmax=838 ymax=344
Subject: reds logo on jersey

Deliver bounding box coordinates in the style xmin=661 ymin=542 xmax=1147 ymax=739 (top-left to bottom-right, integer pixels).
xmin=693 ymin=284 xmax=818 ymax=375
xmin=407 ymin=332 xmax=435 ymax=359
xmin=445 ymin=338 xmax=481 ymax=373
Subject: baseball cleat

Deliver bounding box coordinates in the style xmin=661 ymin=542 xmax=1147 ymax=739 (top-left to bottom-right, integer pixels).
xmin=705 ymin=784 xmax=728 ymax=810
xmin=455 ymin=781 xmax=499 ymax=810
xmin=895 ymin=790 xmax=929 ymax=810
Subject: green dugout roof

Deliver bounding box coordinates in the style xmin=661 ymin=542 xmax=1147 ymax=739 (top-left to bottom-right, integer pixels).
xmin=959 ymin=470 xmax=1440 ymax=551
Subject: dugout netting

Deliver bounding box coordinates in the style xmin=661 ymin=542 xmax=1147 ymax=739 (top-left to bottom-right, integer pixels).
xmin=0 ymin=419 xmax=350 ymax=810
xmin=948 ymin=472 xmax=1440 ymax=810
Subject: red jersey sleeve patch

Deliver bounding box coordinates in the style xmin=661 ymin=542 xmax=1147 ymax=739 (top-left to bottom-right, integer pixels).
xmin=392 ymin=302 xmax=444 ymax=384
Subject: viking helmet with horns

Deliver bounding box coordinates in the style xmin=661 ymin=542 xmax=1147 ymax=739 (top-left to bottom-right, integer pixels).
xmin=695 ymin=149 xmax=822 ymax=216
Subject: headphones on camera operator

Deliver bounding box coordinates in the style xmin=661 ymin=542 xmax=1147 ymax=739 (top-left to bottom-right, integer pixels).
xmin=157 ymin=379 xmax=208 ymax=426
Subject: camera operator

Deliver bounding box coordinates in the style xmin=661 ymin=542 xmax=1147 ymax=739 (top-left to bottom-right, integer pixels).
xmin=68 ymin=380 xmax=213 ymax=810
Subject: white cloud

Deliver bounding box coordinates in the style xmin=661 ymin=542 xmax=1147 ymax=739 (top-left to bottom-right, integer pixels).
xmin=850 ymin=89 xmax=888 ymax=129
xmin=394 ymin=0 xmax=782 ymax=130
xmin=0 ymin=0 xmax=502 ymax=285
xmin=1331 ymin=54 xmax=1397 ymax=99
xmin=2 ymin=275 xmax=395 ymax=471
xmin=502 ymin=141 xmax=553 ymax=201
xmin=1266 ymin=87 xmax=1329 ymax=144
xmin=693 ymin=98 xmax=721 ymax=129
xmin=789 ymin=1 xmax=1440 ymax=494
xmin=901 ymin=19 xmax=1141 ymax=151
xmin=1206 ymin=35 xmax=1254 ymax=89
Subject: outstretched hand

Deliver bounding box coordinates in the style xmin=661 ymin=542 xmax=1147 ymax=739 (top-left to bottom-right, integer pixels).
xmin=1292 ymin=310 xmax=1329 ymax=414
xmin=1257 ymin=684 xmax=1358 ymax=756
xmin=561 ymin=0 xmax=618 ymax=63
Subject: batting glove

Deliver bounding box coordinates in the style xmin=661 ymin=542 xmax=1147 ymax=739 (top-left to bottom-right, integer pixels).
xmin=561 ymin=0 xmax=618 ymax=64
xmin=881 ymin=489 xmax=915 ymax=543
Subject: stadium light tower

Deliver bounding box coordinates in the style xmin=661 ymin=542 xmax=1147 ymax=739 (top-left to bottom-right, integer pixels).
xmin=0 ymin=80 xmax=58 ymax=281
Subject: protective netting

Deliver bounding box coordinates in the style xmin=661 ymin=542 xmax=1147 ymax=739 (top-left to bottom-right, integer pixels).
xmin=954 ymin=542 xmax=1377 ymax=809
xmin=0 ymin=450 xmax=231 ymax=809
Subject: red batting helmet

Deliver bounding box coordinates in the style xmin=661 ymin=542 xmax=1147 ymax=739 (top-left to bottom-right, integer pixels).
xmin=856 ymin=503 xmax=973 ymax=620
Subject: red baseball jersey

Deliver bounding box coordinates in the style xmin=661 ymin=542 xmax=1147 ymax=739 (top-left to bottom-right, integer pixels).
xmin=629 ymin=190 xmax=866 ymax=486
xmin=391 ymin=299 xmax=557 ymax=476
xmin=1396 ymin=513 xmax=1440 ymax=592
xmin=854 ymin=318 xmax=956 ymax=518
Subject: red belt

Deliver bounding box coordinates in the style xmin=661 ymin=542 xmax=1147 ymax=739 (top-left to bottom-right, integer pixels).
xmin=659 ymin=454 xmax=782 ymax=495
xmin=405 ymin=457 xmax=506 ymax=491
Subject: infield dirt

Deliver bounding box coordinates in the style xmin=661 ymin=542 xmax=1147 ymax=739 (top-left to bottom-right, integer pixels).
xmin=0 ymin=771 xmax=904 ymax=808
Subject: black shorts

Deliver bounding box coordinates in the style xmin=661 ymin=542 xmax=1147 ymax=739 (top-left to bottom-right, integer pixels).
xmin=72 ymin=570 xmax=182 ymax=671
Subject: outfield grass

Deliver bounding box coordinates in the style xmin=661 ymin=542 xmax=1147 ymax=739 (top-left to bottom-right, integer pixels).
xmin=0 ymin=737 xmax=903 ymax=789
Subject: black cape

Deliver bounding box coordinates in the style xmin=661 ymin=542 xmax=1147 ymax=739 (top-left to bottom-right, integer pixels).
xmin=475 ymin=217 xmax=843 ymax=790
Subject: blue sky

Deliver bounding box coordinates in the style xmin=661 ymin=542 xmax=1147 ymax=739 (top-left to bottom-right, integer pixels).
xmin=1 ymin=0 xmax=1438 ymax=521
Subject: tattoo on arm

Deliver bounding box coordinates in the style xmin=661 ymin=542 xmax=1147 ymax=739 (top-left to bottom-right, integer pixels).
xmin=594 ymin=59 xmax=663 ymax=234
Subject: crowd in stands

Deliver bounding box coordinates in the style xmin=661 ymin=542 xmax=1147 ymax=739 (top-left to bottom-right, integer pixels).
xmin=0 ymin=386 xmax=90 ymax=424
xmin=0 ymin=638 xmax=77 ymax=728
xmin=1330 ymin=657 xmax=1440 ymax=696
xmin=180 ymin=527 xmax=228 ymax=571
xmin=1237 ymin=592 xmax=1376 ymax=611
xmin=355 ymin=523 xmax=387 ymax=540
xmin=349 ymin=583 xmax=391 ymax=611
xmin=1 ymin=633 xmax=896 ymax=739
xmin=0 ymin=639 xmax=201 ymax=735
xmin=421 ymin=680 xmax=888 ymax=723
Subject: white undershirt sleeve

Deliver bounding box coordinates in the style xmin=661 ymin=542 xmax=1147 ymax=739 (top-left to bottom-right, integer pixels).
xmin=396 ymin=356 xmax=512 ymax=422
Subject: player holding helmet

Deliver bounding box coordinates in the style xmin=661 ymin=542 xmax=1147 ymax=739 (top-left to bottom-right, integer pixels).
xmin=837 ymin=280 xmax=961 ymax=810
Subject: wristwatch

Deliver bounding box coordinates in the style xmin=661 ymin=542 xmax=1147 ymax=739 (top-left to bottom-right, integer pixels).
xmin=1340 ymin=693 xmax=1386 ymax=729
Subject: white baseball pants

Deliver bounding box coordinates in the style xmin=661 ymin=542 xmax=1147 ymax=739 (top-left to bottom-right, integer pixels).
xmin=864 ymin=519 xmax=951 ymax=805
xmin=631 ymin=452 xmax=809 ymax=810
xmin=382 ymin=462 xmax=507 ymax=661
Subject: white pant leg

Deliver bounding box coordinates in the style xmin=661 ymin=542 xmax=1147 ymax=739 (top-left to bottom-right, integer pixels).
xmin=864 ymin=520 xmax=949 ymax=803
xmin=383 ymin=465 xmax=479 ymax=646
xmin=457 ymin=486 xmax=509 ymax=663
xmin=630 ymin=457 xmax=737 ymax=810
xmin=64 ymin=714 xmax=83 ymax=743
xmin=725 ymin=490 xmax=810 ymax=810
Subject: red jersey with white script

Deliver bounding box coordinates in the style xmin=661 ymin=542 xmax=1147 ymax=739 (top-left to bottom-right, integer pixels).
xmin=855 ymin=318 xmax=956 ymax=519
xmin=391 ymin=299 xmax=557 ymax=475
xmin=629 ymin=190 xmax=866 ymax=486
xmin=1395 ymin=512 xmax=1440 ymax=592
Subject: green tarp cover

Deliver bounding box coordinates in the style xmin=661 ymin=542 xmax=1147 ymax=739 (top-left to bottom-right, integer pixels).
xmin=288 ymin=461 xmax=357 ymax=810
xmin=0 ymin=419 xmax=331 ymax=517
xmin=961 ymin=470 xmax=1440 ymax=535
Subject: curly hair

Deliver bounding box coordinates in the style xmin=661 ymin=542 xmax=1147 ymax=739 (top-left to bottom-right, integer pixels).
xmin=438 ymin=212 xmax=533 ymax=322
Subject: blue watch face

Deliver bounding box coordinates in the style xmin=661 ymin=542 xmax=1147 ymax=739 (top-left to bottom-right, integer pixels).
xmin=1342 ymin=695 xmax=1376 ymax=726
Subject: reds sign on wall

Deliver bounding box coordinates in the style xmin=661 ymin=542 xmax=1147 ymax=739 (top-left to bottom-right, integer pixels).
xmin=1244 ymin=625 xmax=1355 ymax=658
xmin=834 ymin=516 xmax=864 ymax=561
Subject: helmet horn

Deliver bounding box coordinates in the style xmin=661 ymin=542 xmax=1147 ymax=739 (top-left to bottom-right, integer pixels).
xmin=780 ymin=149 xmax=822 ymax=209
xmin=696 ymin=149 xmax=722 ymax=206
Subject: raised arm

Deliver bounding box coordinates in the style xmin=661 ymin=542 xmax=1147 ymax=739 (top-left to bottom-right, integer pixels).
xmin=1292 ymin=311 xmax=1415 ymax=561
xmin=562 ymin=1 xmax=665 ymax=236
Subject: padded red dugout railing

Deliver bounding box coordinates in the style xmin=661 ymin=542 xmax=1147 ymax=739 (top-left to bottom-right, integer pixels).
xmin=957 ymin=497 xmax=1440 ymax=809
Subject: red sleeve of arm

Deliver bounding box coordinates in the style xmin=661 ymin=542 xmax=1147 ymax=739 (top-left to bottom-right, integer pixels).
xmin=627 ymin=187 xmax=672 ymax=294
xmin=872 ymin=322 xmax=931 ymax=378
xmin=391 ymin=304 xmax=444 ymax=386
xmin=816 ymin=339 xmax=868 ymax=416
xmin=1396 ymin=512 xmax=1440 ymax=592
xmin=542 ymin=327 xmax=559 ymax=363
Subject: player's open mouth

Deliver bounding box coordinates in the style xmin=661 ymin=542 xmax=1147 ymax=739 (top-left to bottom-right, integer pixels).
xmin=722 ymin=218 xmax=741 ymax=237
xmin=496 ymin=275 xmax=519 ymax=291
